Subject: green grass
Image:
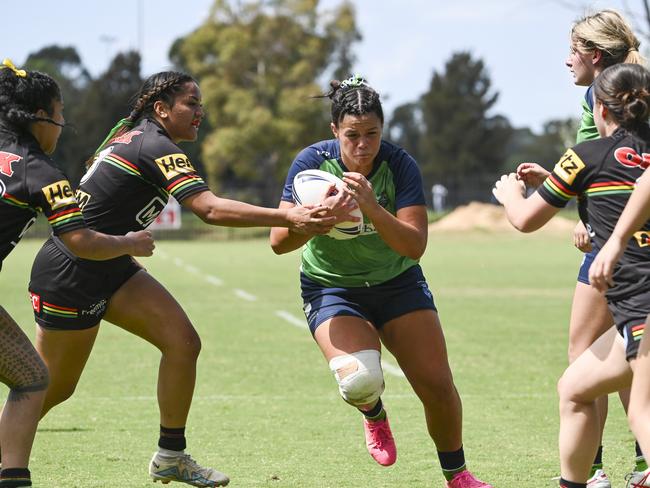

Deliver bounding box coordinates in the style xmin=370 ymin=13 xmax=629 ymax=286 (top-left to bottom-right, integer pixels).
xmin=0 ymin=233 xmax=637 ymax=487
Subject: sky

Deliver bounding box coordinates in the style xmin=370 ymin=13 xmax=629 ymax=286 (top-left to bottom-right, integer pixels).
xmin=2 ymin=0 xmax=648 ymax=133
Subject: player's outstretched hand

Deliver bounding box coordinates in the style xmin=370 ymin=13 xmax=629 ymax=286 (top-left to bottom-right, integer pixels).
xmin=573 ymin=221 xmax=593 ymax=253
xmin=286 ymin=204 xmax=337 ymax=235
xmin=516 ymin=162 xmax=550 ymax=188
xmin=589 ymin=238 xmax=625 ymax=293
xmin=126 ymin=230 xmax=155 ymax=256
xmin=492 ymin=173 xmax=526 ymax=205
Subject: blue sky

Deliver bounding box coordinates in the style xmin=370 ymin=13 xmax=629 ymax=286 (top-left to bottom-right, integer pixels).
xmin=3 ymin=0 xmax=647 ymax=132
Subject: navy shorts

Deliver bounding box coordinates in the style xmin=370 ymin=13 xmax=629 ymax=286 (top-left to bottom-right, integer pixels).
xmin=28 ymin=236 xmax=142 ymax=330
xmin=300 ymin=264 xmax=437 ymax=334
xmin=608 ymin=289 xmax=650 ymax=361
xmin=577 ymin=248 xmax=598 ymax=285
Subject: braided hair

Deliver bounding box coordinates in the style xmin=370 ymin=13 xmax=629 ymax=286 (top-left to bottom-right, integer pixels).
xmin=0 ymin=60 xmax=61 ymax=137
xmin=594 ymin=63 xmax=650 ymax=133
xmin=323 ymin=74 xmax=384 ymax=127
xmin=93 ymin=71 xmax=196 ymax=156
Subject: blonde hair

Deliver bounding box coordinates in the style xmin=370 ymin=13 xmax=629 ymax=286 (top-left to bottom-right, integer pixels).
xmin=571 ymin=9 xmax=645 ymax=67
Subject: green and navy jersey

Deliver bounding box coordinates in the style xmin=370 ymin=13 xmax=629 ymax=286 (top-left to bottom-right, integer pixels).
xmin=0 ymin=126 xmax=85 ymax=265
xmin=537 ymin=127 xmax=650 ymax=299
xmin=576 ymin=85 xmax=598 ymax=144
xmin=77 ymin=118 xmax=209 ymax=235
xmin=281 ymin=139 xmax=426 ymax=288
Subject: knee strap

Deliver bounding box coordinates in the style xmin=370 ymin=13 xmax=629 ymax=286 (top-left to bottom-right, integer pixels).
xmin=329 ymin=349 xmax=384 ymax=406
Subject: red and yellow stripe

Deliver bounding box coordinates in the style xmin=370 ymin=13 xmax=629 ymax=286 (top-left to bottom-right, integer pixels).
xmin=42 ymin=301 xmax=78 ymax=318
xmin=105 ymin=154 xmax=142 ymax=177
xmin=543 ymin=175 xmax=577 ymax=201
xmin=586 ymin=180 xmax=635 ymax=197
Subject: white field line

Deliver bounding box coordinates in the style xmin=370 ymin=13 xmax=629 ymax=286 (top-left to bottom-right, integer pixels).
xmin=204 ymin=275 xmax=223 ymax=286
xmin=159 ymin=251 xmax=404 ymax=377
xmin=273 ymin=310 xmax=404 ymax=378
xmin=234 ymin=289 xmax=257 ymax=301
xmin=275 ymin=310 xmax=307 ymax=329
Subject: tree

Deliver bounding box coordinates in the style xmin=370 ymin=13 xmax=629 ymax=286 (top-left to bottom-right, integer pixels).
xmin=169 ymin=0 xmax=360 ymax=205
xmin=418 ymin=52 xmax=513 ymax=190
xmin=388 ymin=102 xmax=422 ymax=163
xmin=504 ymin=118 xmax=578 ymax=173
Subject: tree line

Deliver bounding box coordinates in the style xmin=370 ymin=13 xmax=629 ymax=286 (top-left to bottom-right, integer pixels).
xmin=23 ymin=0 xmax=575 ymax=208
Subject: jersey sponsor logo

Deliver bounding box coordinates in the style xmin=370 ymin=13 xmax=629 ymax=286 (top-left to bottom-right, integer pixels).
xmin=633 ymin=230 xmax=650 ymax=247
xmin=29 ymin=292 xmax=41 ymax=313
xmin=81 ymin=147 xmax=112 ymax=185
xmin=0 ymin=151 xmax=22 ymax=177
xmin=614 ymin=147 xmax=650 ymax=170
xmin=42 ymin=180 xmax=76 ymax=210
xmin=377 ymin=192 xmax=389 ymax=208
xmin=155 ymin=153 xmax=196 ymax=180
xmin=81 ymin=299 xmax=107 ymax=317
xmin=136 ymin=196 xmax=167 ymax=227
xmin=553 ymin=149 xmax=586 ymax=185
xmin=11 ymin=216 xmax=36 ymax=247
xmin=111 ymin=130 xmax=142 ymax=145
xmin=75 ymin=190 xmax=91 ymax=210
xmin=0 ymin=179 xmax=5 ymax=197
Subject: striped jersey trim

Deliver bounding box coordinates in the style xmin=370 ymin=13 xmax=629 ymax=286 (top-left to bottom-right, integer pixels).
xmin=543 ymin=175 xmax=577 ymax=201
xmin=1 ymin=192 xmax=31 ymax=209
xmin=47 ymin=208 xmax=84 ymax=227
xmin=585 ymin=180 xmax=635 ymax=197
xmin=166 ymin=175 xmax=205 ymax=196
xmin=104 ymin=154 xmax=142 ymax=177
xmin=42 ymin=301 xmax=78 ymax=318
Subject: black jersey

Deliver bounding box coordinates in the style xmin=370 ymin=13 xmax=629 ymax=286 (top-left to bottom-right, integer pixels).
xmin=537 ymin=127 xmax=650 ymax=300
xmin=0 ymin=126 xmax=85 ymax=265
xmin=77 ymin=118 xmax=209 ymax=235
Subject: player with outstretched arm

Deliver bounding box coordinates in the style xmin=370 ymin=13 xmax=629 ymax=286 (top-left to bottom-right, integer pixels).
xmin=493 ymin=63 xmax=650 ymax=488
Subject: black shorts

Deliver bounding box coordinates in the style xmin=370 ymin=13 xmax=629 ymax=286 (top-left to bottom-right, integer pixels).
xmin=608 ymin=289 xmax=650 ymax=361
xmin=300 ymin=264 xmax=438 ymax=334
xmin=28 ymin=236 xmax=142 ymax=330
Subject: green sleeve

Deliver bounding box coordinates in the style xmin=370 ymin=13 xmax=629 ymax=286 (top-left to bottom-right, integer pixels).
xmin=576 ymin=98 xmax=598 ymax=143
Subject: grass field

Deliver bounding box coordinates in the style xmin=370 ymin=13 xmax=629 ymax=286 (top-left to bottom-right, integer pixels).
xmin=0 ymin=232 xmax=638 ymax=487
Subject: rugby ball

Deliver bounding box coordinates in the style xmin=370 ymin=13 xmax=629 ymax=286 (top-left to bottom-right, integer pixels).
xmin=292 ymin=169 xmax=363 ymax=240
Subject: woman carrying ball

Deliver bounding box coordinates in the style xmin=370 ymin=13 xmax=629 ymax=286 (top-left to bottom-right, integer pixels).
xmin=270 ymin=75 xmax=492 ymax=488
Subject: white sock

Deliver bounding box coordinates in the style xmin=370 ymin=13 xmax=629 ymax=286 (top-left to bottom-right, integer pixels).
xmin=158 ymin=447 xmax=184 ymax=458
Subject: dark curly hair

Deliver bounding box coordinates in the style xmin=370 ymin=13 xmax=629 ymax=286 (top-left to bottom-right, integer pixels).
xmin=0 ymin=66 xmax=61 ymax=135
xmin=322 ymin=74 xmax=384 ymax=127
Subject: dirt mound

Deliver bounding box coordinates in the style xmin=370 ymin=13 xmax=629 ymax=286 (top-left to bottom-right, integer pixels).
xmin=429 ymin=201 xmax=576 ymax=234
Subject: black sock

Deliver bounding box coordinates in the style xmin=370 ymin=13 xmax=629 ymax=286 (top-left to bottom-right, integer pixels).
xmin=438 ymin=446 xmax=466 ymax=481
xmin=589 ymin=445 xmax=603 ymax=477
xmin=637 ymin=441 xmax=644 ymax=459
xmin=593 ymin=445 xmax=603 ymax=466
xmin=359 ymin=398 xmax=384 ymax=420
xmin=158 ymin=425 xmax=186 ymax=451
xmin=0 ymin=468 xmax=31 ymax=487
xmin=559 ymin=478 xmax=586 ymax=488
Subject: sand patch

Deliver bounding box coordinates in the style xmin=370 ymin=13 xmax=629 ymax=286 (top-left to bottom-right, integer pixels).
xmin=429 ymin=202 xmax=576 ymax=234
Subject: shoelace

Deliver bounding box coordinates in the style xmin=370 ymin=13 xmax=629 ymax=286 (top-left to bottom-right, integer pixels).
xmin=626 ymin=471 xmax=650 ymax=488
xmin=451 ymin=471 xmax=483 ymax=488
xmin=367 ymin=421 xmax=391 ymax=448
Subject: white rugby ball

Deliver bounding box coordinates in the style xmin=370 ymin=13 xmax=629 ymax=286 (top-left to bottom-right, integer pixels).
xmin=292 ymin=169 xmax=363 ymax=240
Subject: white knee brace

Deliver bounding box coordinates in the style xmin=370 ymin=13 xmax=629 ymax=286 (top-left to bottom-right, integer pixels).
xmin=329 ymin=349 xmax=384 ymax=407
